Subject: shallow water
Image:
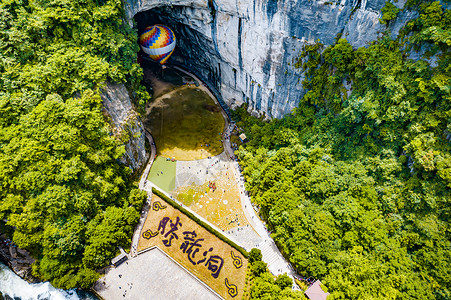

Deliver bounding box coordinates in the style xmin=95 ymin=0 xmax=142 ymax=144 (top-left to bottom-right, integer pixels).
xmin=144 ymin=86 xmax=225 ymax=160
xmin=143 ymin=62 xmax=225 ymax=161
xmin=0 ymin=262 xmax=98 ymax=300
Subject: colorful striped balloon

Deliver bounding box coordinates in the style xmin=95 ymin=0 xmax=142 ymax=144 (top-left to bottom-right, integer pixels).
xmin=139 ymin=25 xmax=176 ymax=65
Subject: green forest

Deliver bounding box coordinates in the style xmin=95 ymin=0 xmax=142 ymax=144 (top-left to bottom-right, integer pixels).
xmin=0 ymin=0 xmax=450 ymax=298
xmin=234 ymin=1 xmax=451 ymax=299
xmin=0 ymin=0 xmax=148 ymax=289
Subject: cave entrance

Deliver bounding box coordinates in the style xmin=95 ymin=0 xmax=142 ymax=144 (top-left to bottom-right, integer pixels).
xmin=134 ymin=7 xmax=184 ymax=70
xmin=133 ymin=6 xmax=222 ymax=94
xmin=135 ymin=7 xmax=227 ymax=161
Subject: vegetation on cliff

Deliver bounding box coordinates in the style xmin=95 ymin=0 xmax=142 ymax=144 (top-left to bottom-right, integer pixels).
xmin=0 ymin=0 xmax=148 ymax=289
xmin=235 ymin=1 xmax=450 ymax=299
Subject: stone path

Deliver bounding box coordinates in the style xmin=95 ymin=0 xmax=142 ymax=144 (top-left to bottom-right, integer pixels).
xmin=220 ymin=101 xmax=299 ymax=289
xmin=130 ymin=196 xmax=151 ymax=258
xmin=138 ymin=130 xmax=156 ymax=190
xmin=230 ymin=160 xmax=300 ymax=289
xmin=224 ymin=226 xmax=261 ymax=251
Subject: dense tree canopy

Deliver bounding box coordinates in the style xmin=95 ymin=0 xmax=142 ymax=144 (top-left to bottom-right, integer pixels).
xmin=0 ymin=0 xmax=148 ymax=289
xmin=245 ymin=248 xmax=304 ymax=300
xmin=0 ymin=0 xmax=449 ymax=296
xmin=235 ymin=2 xmax=450 ymax=299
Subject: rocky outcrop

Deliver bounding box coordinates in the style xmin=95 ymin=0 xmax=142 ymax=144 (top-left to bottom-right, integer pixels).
xmin=125 ymin=0 xmax=416 ymax=118
xmin=101 ymin=82 xmax=148 ymax=171
xmin=0 ymin=235 xmax=38 ymax=283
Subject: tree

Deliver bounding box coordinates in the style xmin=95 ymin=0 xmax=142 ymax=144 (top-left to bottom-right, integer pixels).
xmin=275 ymin=274 xmax=292 ymax=290
xmin=0 ymin=0 xmax=151 ymax=289
xmin=249 ymin=248 xmax=263 ymax=263
xmin=380 ymin=2 xmax=400 ymax=25
xmin=251 ymin=261 xmax=268 ymax=276
xmin=234 ymin=6 xmax=451 ymax=296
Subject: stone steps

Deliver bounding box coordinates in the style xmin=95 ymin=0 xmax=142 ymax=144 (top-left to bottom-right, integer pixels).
xmin=259 ymin=240 xmax=281 ymax=270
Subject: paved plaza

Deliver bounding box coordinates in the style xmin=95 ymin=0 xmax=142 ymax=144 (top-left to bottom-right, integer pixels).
xmin=173 ymin=153 xmax=229 ymax=187
xmin=93 ymin=248 xmax=221 ymax=300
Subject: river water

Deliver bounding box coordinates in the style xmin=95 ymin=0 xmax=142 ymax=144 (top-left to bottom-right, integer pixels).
xmin=0 ymin=262 xmax=99 ymax=300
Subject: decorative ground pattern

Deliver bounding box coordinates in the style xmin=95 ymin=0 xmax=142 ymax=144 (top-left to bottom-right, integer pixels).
xmin=138 ymin=195 xmax=248 ymax=300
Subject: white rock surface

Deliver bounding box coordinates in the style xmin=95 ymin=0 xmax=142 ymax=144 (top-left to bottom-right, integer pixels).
xmin=126 ymin=0 xmax=416 ymax=118
xmin=101 ymin=82 xmax=147 ymax=171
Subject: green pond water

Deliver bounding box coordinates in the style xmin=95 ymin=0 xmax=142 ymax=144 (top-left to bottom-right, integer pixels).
xmin=143 ymin=64 xmax=225 ymax=160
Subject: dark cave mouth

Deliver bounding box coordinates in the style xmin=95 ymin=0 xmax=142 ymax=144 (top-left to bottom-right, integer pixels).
xmin=134 ymin=6 xmax=229 ymax=115
xmin=134 ymin=6 xmax=179 ymax=37
xmin=133 ymin=6 xmax=214 ymax=91
xmin=134 ymin=6 xmax=205 ymax=69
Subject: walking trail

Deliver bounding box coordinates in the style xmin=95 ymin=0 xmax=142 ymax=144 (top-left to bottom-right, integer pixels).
xmin=130 ymin=130 xmax=156 ymax=257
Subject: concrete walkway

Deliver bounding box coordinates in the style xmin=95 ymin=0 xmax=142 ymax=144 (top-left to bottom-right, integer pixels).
xmin=131 ymin=131 xmax=157 ymax=257
xmin=215 ymin=83 xmax=299 ymax=289
xmin=230 ymin=160 xmax=299 ymax=289
xmin=138 ymin=130 xmax=156 ymax=190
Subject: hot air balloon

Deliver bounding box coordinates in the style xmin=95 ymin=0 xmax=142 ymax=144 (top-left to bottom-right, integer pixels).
xmin=139 ymin=25 xmax=176 ymax=65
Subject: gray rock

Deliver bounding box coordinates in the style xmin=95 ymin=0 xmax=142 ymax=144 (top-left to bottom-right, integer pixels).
xmin=100 ymin=82 xmax=148 ymax=171
xmin=0 ymin=234 xmax=39 ymax=283
xmin=125 ymin=0 xmax=417 ymax=118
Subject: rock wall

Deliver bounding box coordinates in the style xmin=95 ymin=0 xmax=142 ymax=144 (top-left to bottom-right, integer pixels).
xmin=125 ymin=0 xmax=416 ymax=118
xmin=101 ymin=82 xmax=148 ymax=171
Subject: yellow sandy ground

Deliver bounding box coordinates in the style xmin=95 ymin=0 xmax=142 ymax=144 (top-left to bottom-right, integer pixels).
xmin=144 ymin=86 xmax=225 ymax=161
xmin=172 ymin=170 xmax=250 ymax=231
xmin=138 ymin=195 xmax=248 ymax=300
xmin=160 ymin=147 xmax=214 ymax=161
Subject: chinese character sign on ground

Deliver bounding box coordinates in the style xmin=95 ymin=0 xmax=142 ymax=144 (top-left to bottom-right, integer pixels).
xmin=138 ymin=197 xmax=247 ymax=299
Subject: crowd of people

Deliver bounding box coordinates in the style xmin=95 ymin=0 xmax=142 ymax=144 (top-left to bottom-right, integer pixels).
xmin=208 ymin=181 xmax=217 ymax=192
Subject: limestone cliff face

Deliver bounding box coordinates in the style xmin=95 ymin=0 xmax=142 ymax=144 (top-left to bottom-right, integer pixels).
xmin=101 ymin=82 xmax=147 ymax=171
xmin=125 ymin=0 xmax=415 ymax=118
